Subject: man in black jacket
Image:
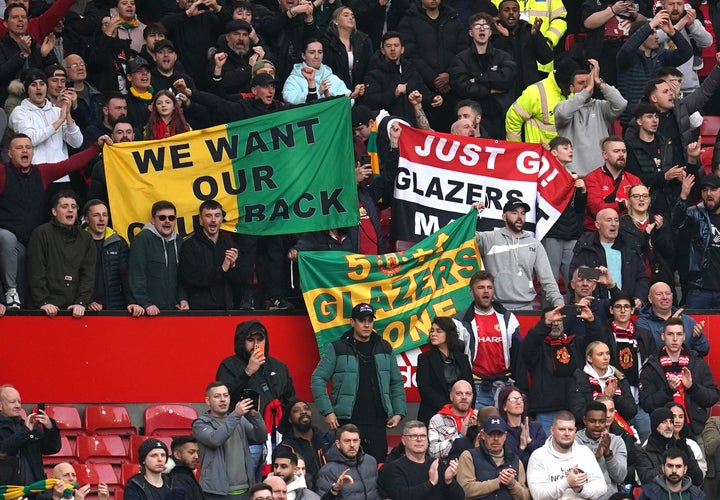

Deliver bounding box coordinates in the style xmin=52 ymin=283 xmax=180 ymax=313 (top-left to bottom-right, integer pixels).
xmin=449 ymin=12 xmax=517 ymax=139
xmin=0 ymin=385 xmax=61 ymax=484
xmin=169 ymin=436 xmax=205 ymax=500
xmin=178 ymin=199 xmax=241 ymax=310
xmin=84 ymin=199 xmax=143 ymax=315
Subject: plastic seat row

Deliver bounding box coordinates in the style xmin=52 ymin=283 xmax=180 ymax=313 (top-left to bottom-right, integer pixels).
xmin=43 ymin=404 xmax=197 ymax=438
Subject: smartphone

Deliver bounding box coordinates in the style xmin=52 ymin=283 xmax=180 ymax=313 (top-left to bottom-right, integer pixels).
xmin=37 ymin=402 xmax=45 ymax=413
xmin=360 ymin=155 xmax=371 ymax=166
xmin=575 ymin=468 xmax=585 ymax=474
xmin=66 ymin=80 xmax=74 ymax=89
xmin=562 ymin=305 xmax=582 ymax=317
xmin=254 ymin=341 xmax=265 ymax=360
xmin=241 ymin=389 xmax=260 ymax=411
xmin=578 ymin=267 xmax=601 ymax=280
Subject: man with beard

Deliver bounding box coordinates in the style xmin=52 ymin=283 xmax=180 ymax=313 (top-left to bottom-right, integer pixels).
xmin=179 ymin=200 xmax=241 ymax=310
xmin=582 ymin=137 xmax=642 ymax=230
xmin=151 ymin=39 xmax=196 ymax=93
xmin=474 ymin=200 xmax=564 ymax=310
xmin=88 ymin=118 xmax=136 ymax=208
xmin=672 ymin=173 xmax=720 ymax=308
xmin=378 ymin=420 xmax=463 ymax=500
xmin=452 ymin=270 xmax=521 ymax=408
xmin=636 ymin=407 xmax=704 ymax=486
xmin=428 ymin=380 xmax=478 ymax=459
xmin=210 ymin=19 xmax=264 ymax=95
xmin=574 ymin=401 xmax=627 ymax=499
xmin=526 ymin=410 xmax=607 ymax=499
xmin=169 ymin=436 xmax=205 ymax=500
xmin=27 ymin=190 xmax=96 ymax=318
xmin=456 ymin=416 xmax=530 ymax=499
xmin=570 ymin=208 xmax=649 ymax=302
xmin=638 ymin=448 xmax=705 ymax=499
xmin=279 ymin=399 xmax=333 ymax=491
xmin=316 ymin=424 xmax=379 ymax=500
xmin=270 ymin=447 xmax=319 ymax=500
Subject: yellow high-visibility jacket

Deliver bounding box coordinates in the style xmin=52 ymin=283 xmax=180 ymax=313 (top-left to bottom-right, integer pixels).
xmin=492 ymin=0 xmax=566 ymax=73
xmin=505 ymin=71 xmax=566 ymax=144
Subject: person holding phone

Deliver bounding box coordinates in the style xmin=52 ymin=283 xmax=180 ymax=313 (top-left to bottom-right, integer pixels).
xmin=0 ymin=385 xmax=61 ymax=484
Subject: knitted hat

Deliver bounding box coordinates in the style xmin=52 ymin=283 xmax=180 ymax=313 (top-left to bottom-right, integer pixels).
xmin=650 ymin=407 xmax=675 ymax=431
xmin=23 ymin=69 xmax=47 ymax=92
xmin=137 ymin=438 xmax=168 ymax=464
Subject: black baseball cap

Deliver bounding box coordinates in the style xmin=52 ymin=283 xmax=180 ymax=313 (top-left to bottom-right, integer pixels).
xmin=154 ymin=39 xmax=175 ymax=52
xmin=250 ymin=73 xmax=277 ymax=87
xmin=701 ymin=174 xmax=720 ymax=189
xmin=502 ymin=200 xmax=531 ymax=213
xmin=351 ymin=303 xmax=374 ymax=320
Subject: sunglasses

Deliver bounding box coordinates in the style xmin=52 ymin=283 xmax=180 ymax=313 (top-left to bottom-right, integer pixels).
xmin=156 ymin=214 xmax=176 ymax=221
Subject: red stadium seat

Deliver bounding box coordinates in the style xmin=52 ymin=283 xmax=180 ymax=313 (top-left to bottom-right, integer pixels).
xmin=120 ymin=463 xmax=142 ymax=485
xmin=711 ymin=404 xmax=720 ymax=417
xmin=700 ymin=115 xmax=720 ymax=145
xmin=386 ymin=434 xmax=402 ymax=457
xmin=701 ymin=147 xmax=715 ymax=174
xmin=85 ymin=406 xmax=137 ymax=436
xmin=43 ymin=436 xmax=79 ymax=464
xmin=143 ymin=404 xmax=197 ymax=436
xmin=128 ymin=435 xmax=173 ymax=464
xmin=77 ymin=436 xmax=130 ymax=465
xmin=44 ymin=405 xmax=85 ymax=437
xmin=74 ymin=463 xmax=121 ymax=488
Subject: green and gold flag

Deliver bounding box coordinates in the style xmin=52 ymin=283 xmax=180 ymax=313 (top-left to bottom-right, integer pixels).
xmin=298 ymin=210 xmax=482 ymax=354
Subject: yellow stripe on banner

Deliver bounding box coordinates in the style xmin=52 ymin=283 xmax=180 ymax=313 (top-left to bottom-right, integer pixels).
xmin=304 ymin=239 xmax=479 ymax=330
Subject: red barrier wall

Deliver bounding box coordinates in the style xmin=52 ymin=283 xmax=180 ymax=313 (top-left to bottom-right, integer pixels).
xmin=1 ymin=312 xmax=718 ymax=404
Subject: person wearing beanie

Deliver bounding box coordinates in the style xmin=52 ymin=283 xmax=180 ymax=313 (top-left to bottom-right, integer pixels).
xmin=192 ymin=381 xmax=267 ymax=500
xmin=125 ymin=438 xmax=183 ymax=500
xmin=635 ymin=406 xmax=704 ymax=486
xmin=8 ymin=66 xmax=83 ymax=167
xmin=278 ymin=399 xmax=334 ymax=491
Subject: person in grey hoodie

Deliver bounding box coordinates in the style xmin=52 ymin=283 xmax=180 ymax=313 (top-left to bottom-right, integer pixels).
xmin=128 ymin=200 xmax=188 ymax=315
xmin=574 ymin=401 xmax=628 ymax=500
xmin=473 ymin=199 xmax=564 ymax=310
xmin=192 ymin=381 xmax=267 ymax=500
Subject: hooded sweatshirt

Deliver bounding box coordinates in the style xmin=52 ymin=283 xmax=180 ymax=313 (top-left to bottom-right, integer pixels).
xmin=9 ymin=98 xmax=83 ymax=180
xmin=216 ymin=320 xmax=296 ymax=416
xmin=574 ymin=429 xmax=627 ymax=500
xmin=638 ymin=474 xmax=705 ymax=500
xmin=526 ymin=435 xmax=607 ymax=499
xmin=476 ymin=226 xmax=564 ymax=309
xmin=127 ymin=222 xmax=184 ymax=309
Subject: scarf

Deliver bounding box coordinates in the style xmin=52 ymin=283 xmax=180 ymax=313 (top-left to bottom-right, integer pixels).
xmin=367 ymin=120 xmax=379 ymax=175
xmin=585 ymin=363 xmax=622 ymax=399
xmin=130 ymin=85 xmax=154 ymax=103
xmin=614 ymin=412 xmax=636 ymax=439
xmin=612 ymin=320 xmax=640 ymax=385
xmin=0 ymin=479 xmax=76 ymax=500
xmin=659 ymin=345 xmax=691 ymax=422
xmin=544 ymin=333 xmax=577 ymax=377
xmin=153 ymin=120 xmax=169 ymax=139
xmin=120 ymin=18 xmax=139 ymax=29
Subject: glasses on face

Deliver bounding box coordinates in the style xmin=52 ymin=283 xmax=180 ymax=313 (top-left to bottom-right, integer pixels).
xmin=68 ymin=62 xmax=86 ymax=69
xmin=507 ymin=396 xmax=524 ymax=403
xmin=156 ymin=214 xmax=176 ymax=221
xmin=403 ymin=433 xmax=428 ymax=440
xmin=253 ymin=497 xmax=273 ymax=500
xmin=612 ymin=304 xmax=633 ymax=310
xmin=630 ymin=194 xmax=650 ymax=200
xmin=472 ymin=23 xmax=491 ymax=30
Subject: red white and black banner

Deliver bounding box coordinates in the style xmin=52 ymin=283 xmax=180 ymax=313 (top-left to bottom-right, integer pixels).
xmin=393 ymin=125 xmax=575 ymax=241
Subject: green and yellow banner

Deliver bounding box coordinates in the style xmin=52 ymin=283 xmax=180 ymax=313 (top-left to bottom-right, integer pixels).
xmin=104 ymin=98 xmax=358 ymax=241
xmin=298 ymin=210 xmax=482 ymax=354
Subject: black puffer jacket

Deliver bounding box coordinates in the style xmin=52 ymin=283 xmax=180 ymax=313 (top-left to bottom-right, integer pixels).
xmin=618 ymin=214 xmax=675 ymax=287
xmin=90 ymin=229 xmax=133 ymax=310
xmin=398 ymin=1 xmax=468 ymax=88
xmin=216 ymin=319 xmax=296 ymax=415
xmin=321 ymin=27 xmax=373 ymax=89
